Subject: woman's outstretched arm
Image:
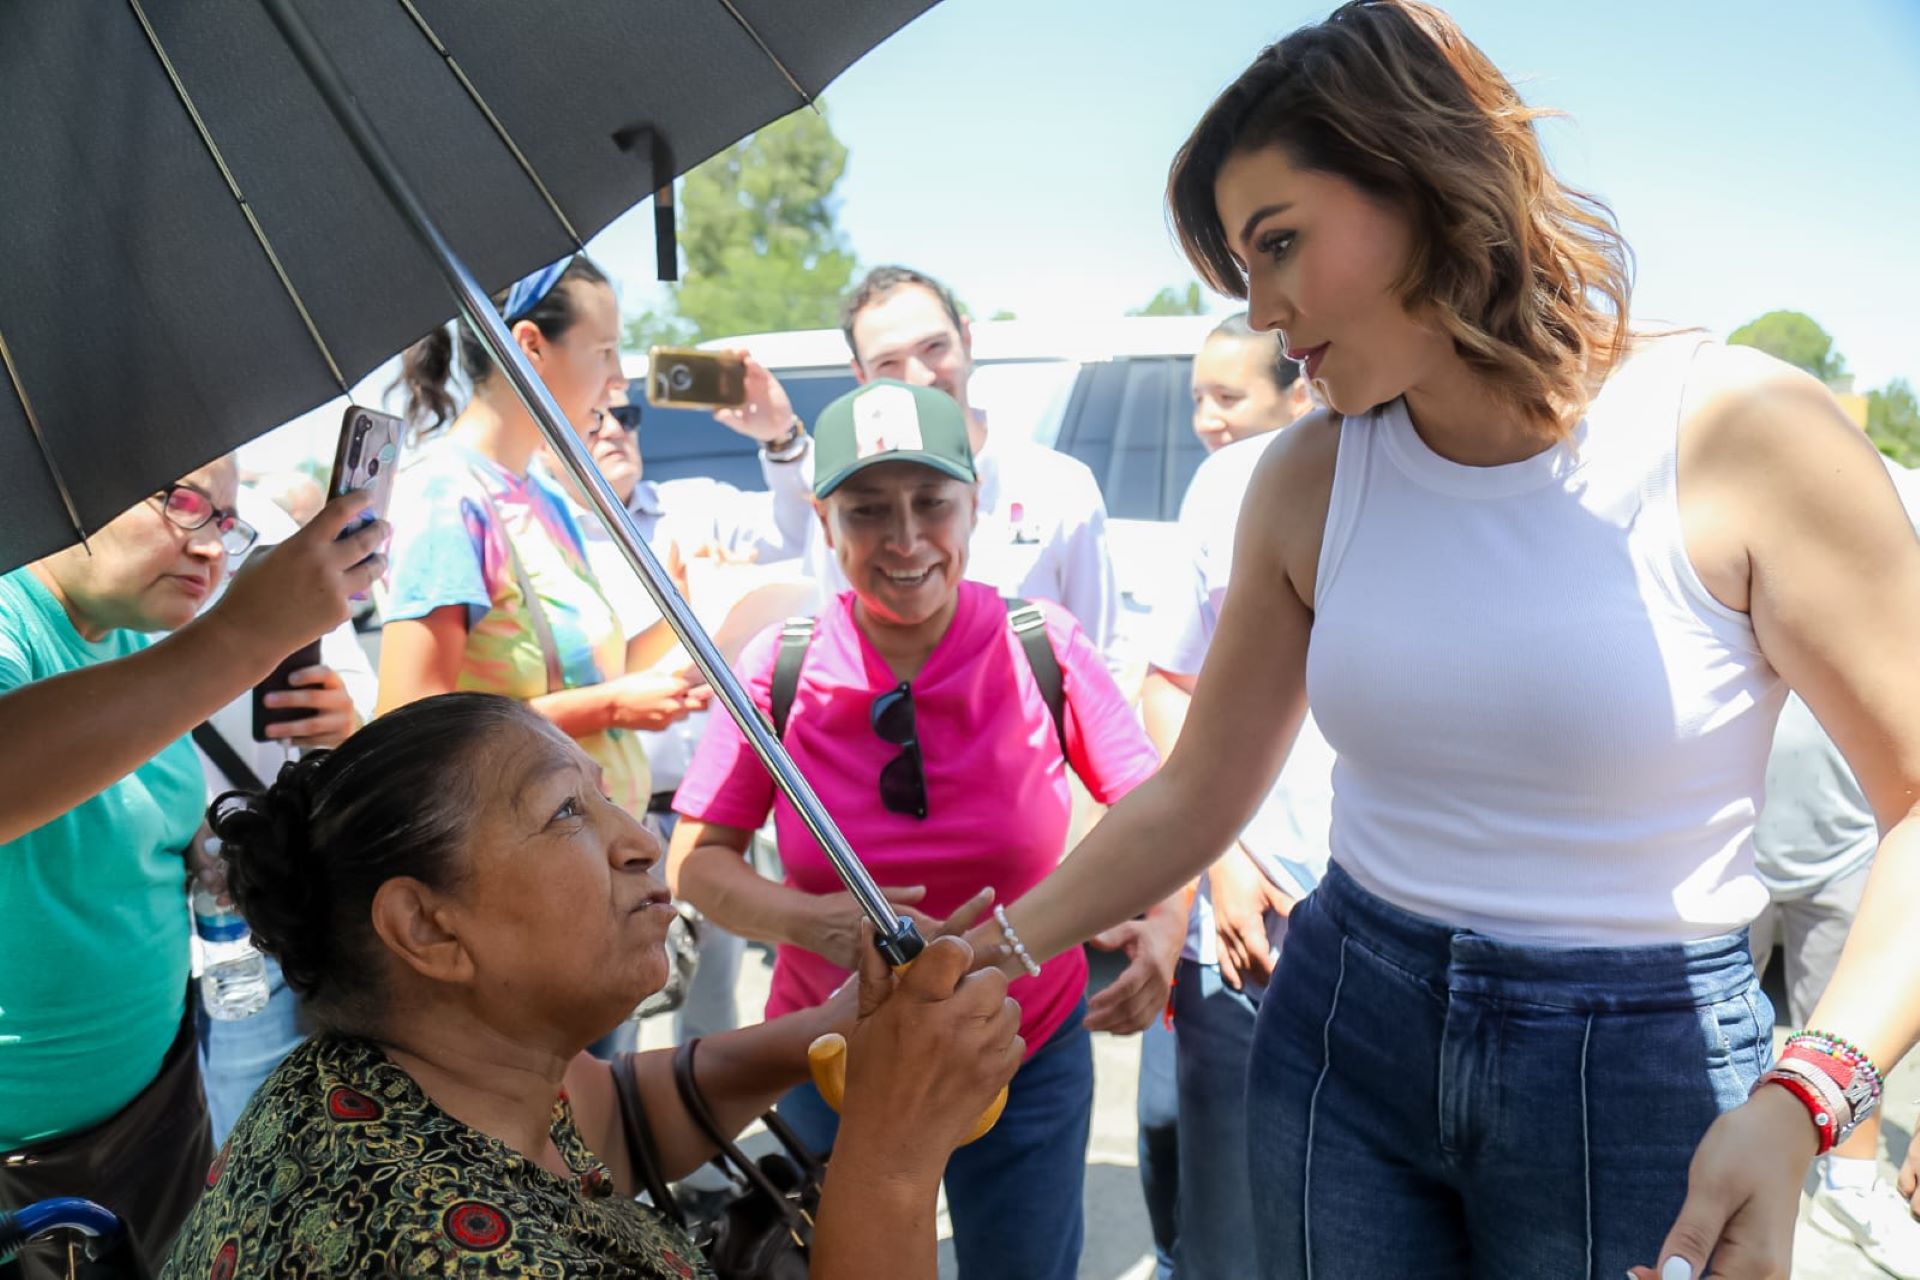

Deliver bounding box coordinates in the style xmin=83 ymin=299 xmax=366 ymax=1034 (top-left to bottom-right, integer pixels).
xmin=972 ymin=414 xmax=1339 ymax=970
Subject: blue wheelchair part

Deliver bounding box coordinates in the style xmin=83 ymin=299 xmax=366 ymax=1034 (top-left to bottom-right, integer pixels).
xmin=0 ymin=1198 xmax=143 ymax=1278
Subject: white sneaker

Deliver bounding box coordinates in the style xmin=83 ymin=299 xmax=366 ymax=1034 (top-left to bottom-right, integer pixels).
xmin=1808 ymin=1181 xmax=1920 ymax=1280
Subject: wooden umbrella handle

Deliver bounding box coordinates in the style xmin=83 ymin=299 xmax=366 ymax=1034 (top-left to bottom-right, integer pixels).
xmin=807 ymin=1032 xmax=1009 ymax=1145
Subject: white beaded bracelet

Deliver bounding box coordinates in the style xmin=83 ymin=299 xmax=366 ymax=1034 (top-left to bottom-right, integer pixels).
xmin=992 ymin=904 xmax=1043 ymax=978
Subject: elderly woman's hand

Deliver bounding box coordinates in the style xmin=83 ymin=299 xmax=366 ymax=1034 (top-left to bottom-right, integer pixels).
xmin=818 ymin=888 xmax=999 ymax=1034
xmin=804 ymin=885 xmax=929 ymax=971
xmin=806 ymin=886 xmax=996 ymax=974
xmin=837 ymin=931 xmax=1023 ymax=1167
xmin=261 ymin=665 xmax=360 ymax=748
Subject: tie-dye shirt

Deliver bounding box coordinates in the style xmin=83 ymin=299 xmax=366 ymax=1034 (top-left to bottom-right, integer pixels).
xmin=384 ymin=441 xmax=649 ymax=812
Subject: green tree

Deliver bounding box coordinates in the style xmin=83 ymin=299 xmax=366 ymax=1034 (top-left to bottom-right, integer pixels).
xmin=643 ymin=105 xmax=857 ymax=343
xmin=1868 ymin=378 xmax=1920 ymax=468
xmin=622 ymin=307 xmax=694 ymax=353
xmin=1129 ymin=282 xmax=1206 ymax=317
xmin=1727 ymin=310 xmax=1847 ymax=382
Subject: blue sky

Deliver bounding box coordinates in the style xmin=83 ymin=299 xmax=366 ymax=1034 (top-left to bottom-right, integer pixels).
xmin=587 ymin=0 xmax=1920 ymax=392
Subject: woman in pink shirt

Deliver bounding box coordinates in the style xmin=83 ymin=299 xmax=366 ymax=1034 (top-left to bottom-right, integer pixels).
xmin=670 ymin=379 xmax=1175 ymax=1280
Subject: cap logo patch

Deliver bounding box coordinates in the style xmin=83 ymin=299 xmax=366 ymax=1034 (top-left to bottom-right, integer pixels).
xmin=853 ymin=384 xmax=925 ymax=460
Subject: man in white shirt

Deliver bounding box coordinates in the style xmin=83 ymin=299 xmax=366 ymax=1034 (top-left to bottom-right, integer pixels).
xmin=560 ymin=388 xmax=815 ymax=642
xmin=730 ymin=265 xmax=1119 ymax=659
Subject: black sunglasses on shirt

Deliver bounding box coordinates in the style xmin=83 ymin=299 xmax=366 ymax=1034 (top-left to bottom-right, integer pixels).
xmin=871 ymin=682 xmax=927 ymax=820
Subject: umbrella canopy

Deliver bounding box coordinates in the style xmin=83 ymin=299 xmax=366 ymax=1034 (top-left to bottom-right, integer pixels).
xmin=0 ymin=0 xmax=936 ymax=572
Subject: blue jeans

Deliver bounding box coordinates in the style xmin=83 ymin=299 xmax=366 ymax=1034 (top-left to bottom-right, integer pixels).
xmin=779 ymin=1001 xmax=1094 ymax=1280
xmin=1172 ymin=958 xmax=1263 ymax=1280
xmin=194 ymin=954 xmax=304 ymax=1147
xmin=1247 ymin=862 xmax=1772 ymax=1280
xmin=1135 ymin=1014 xmax=1179 ymax=1279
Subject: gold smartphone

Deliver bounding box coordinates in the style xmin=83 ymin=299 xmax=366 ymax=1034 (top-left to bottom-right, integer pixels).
xmin=646 ymin=346 xmax=747 ymax=409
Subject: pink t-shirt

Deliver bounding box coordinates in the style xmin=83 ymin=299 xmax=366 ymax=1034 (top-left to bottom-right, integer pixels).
xmin=676 ymin=581 xmax=1159 ymax=1054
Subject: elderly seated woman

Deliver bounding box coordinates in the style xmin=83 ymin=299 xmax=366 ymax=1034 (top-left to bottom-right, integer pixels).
xmin=161 ymin=692 xmax=1020 ymax=1279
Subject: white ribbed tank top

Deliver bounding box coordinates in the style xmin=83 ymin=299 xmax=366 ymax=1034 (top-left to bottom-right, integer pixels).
xmin=1306 ymin=337 xmax=1785 ymax=945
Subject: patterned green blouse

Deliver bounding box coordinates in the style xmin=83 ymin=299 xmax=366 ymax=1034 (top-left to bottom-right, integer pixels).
xmin=161 ymin=1036 xmax=712 ymax=1279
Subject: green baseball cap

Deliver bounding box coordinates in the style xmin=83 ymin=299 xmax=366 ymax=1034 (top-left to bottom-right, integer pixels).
xmin=811 ymin=379 xmax=976 ymax=499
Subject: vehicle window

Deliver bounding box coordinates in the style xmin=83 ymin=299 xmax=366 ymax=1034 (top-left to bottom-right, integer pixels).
xmin=969 ymin=360 xmax=1081 ymax=448
xmin=780 ymin=367 xmax=864 ymax=436
xmin=1169 ymin=401 xmax=1208 ymax=515
xmin=624 ymin=367 xmax=860 ymax=490
xmin=1056 ymin=357 xmax=1199 ymax=522
xmin=630 ymin=355 xmax=1202 ymax=518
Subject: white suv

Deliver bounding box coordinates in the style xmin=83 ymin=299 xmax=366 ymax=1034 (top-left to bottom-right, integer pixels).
xmin=623 ymin=314 xmax=1218 ymax=674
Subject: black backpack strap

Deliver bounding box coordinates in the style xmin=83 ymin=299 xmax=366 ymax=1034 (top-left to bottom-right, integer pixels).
xmin=192 ymin=722 xmax=267 ymax=793
xmin=770 ymin=616 xmax=818 ymax=739
xmin=1005 ymin=598 xmax=1067 ymax=759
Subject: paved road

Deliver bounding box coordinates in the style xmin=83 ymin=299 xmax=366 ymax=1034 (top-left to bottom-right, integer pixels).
xmin=647 ymin=943 xmax=1917 ymax=1279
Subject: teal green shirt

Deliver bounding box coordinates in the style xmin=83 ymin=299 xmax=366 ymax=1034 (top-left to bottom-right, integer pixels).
xmin=0 ymin=568 xmax=201 ymax=1150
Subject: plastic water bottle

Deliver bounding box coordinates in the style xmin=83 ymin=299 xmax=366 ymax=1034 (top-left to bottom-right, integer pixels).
xmin=192 ymin=851 xmax=269 ymax=1020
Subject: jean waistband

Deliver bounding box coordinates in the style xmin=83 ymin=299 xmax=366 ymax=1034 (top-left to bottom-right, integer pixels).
xmin=1313 ymin=862 xmax=1756 ymax=1012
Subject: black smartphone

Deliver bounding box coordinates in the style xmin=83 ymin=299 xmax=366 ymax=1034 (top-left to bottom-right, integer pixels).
xmin=646 ymin=346 xmax=747 ymax=409
xmin=252 ymin=637 xmax=323 ymax=743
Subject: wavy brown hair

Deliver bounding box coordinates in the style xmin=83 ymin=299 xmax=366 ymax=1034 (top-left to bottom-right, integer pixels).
xmin=1168 ymin=1 xmax=1633 ymax=437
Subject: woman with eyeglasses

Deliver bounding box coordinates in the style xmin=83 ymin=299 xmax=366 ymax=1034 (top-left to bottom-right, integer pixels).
xmin=382 ymin=257 xmax=703 ymax=818
xmin=668 ymin=381 xmax=1177 ymax=1280
xmin=0 ymin=455 xmax=385 ymax=1277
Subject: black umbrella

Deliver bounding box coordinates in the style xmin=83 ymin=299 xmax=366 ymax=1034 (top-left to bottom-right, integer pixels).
xmin=0 ymin=0 xmax=933 ymax=566
xmin=0 ymin=0 xmax=940 ymax=964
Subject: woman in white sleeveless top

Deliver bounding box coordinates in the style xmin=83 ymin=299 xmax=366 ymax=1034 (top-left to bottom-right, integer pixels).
xmin=964 ymin=4 xmax=1920 ymax=1278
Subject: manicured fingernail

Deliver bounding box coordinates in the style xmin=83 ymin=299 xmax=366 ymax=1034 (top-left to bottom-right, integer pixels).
xmin=1662 ymin=1259 xmax=1692 ymax=1280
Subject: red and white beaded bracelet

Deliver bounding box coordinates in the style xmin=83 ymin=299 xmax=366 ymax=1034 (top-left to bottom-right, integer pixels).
xmin=1752 ymin=1029 xmax=1885 ymax=1154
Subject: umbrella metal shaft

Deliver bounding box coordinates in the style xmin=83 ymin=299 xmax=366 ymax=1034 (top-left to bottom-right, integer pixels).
xmin=261 ymin=0 xmax=924 ymax=967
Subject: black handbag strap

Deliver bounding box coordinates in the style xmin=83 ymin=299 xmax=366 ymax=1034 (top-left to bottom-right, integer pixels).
xmin=192 ymin=722 xmax=266 ymax=793
xmin=609 ymin=1052 xmax=686 ymax=1228
xmin=757 ymin=1106 xmax=827 ymax=1184
xmin=671 ymin=1039 xmax=814 ymax=1239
